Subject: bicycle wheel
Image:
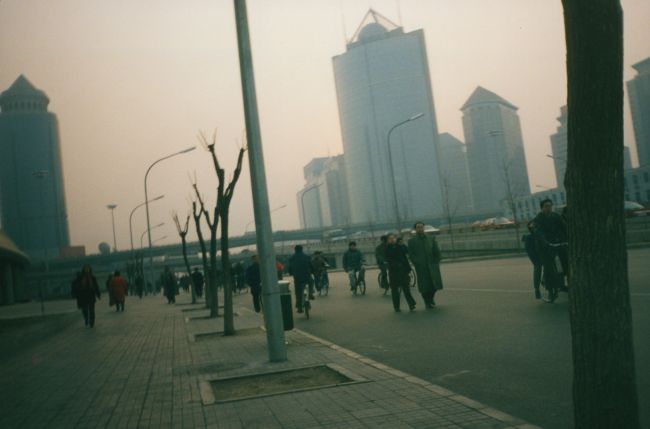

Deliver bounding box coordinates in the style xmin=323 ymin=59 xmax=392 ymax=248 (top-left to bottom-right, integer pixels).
xmin=359 ymin=280 xmax=366 ymax=295
xmin=409 ymin=270 xmax=417 ymax=288
xmin=322 ymin=277 xmax=329 ymax=296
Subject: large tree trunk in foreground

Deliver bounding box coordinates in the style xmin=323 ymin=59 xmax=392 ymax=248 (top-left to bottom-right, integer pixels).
xmin=562 ymin=1 xmax=639 ymax=427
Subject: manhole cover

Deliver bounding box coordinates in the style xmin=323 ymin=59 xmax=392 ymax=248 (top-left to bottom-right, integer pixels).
xmin=173 ymin=361 xmax=246 ymax=376
xmin=200 ymin=364 xmax=367 ymax=404
xmin=194 ymin=327 xmax=262 ymax=342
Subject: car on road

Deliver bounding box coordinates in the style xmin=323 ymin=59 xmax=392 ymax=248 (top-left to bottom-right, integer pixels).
xmin=480 ymin=217 xmax=515 ymax=231
xmin=625 ymin=201 xmax=650 ymax=217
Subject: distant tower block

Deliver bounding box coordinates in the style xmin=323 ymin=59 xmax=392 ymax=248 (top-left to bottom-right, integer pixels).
xmin=0 ymin=75 xmax=70 ymax=255
xmin=332 ymin=9 xmax=444 ymax=224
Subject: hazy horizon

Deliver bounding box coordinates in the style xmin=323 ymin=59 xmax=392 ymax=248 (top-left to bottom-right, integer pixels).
xmin=1 ymin=0 xmax=649 ymax=254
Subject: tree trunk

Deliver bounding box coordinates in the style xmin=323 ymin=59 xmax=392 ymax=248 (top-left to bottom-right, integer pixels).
xmin=209 ymin=226 xmax=219 ymax=318
xmin=180 ymin=236 xmax=196 ymax=304
xmin=220 ymin=211 xmax=235 ymax=336
xmin=562 ymin=1 xmax=639 ymax=427
xmin=193 ymin=214 xmax=212 ymax=311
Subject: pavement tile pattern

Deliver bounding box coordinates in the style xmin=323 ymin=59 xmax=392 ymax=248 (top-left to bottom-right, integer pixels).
xmin=0 ymin=294 xmax=540 ymax=429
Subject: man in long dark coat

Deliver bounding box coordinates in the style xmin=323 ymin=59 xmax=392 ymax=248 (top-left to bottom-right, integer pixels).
xmin=407 ymin=222 xmax=444 ymax=308
xmin=71 ymin=265 xmax=101 ymax=327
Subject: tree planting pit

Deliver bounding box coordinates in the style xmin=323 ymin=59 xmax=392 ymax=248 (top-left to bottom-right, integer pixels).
xmin=199 ymin=364 xmax=367 ymax=404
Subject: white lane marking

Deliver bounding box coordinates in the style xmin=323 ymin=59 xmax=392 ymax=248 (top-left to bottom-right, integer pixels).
xmin=436 ymin=370 xmax=471 ymax=380
xmin=447 ymin=288 xmax=650 ymax=297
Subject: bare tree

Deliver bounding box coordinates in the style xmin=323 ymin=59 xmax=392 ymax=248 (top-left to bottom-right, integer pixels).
xmin=440 ymin=176 xmax=460 ymax=258
xmin=200 ymin=131 xmax=246 ymax=336
xmin=191 ymin=181 xmax=220 ymax=318
xmin=500 ymin=157 xmax=523 ymax=249
xmin=172 ymin=212 xmax=196 ymax=304
xmin=562 ymin=1 xmax=639 ymax=427
xmin=191 ymin=198 xmax=212 ymax=311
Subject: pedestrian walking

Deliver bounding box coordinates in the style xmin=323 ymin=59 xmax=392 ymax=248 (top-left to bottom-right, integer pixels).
xmin=407 ymin=222 xmax=444 ymax=308
xmin=385 ymin=233 xmax=416 ymax=312
xmin=522 ymin=222 xmax=543 ymax=299
xmin=276 ymin=260 xmax=284 ymax=280
xmin=375 ymin=235 xmax=389 ymax=292
xmin=288 ymin=245 xmax=313 ymax=313
xmin=135 ymin=274 xmax=144 ymax=299
xmin=233 ymin=261 xmax=245 ymax=293
xmin=163 ymin=266 xmax=177 ymax=304
xmin=71 ymin=265 xmax=101 ymax=327
xmin=108 ymin=271 xmax=128 ymax=312
xmin=245 ymin=255 xmax=262 ymax=313
xmin=191 ymin=267 xmax=204 ymax=298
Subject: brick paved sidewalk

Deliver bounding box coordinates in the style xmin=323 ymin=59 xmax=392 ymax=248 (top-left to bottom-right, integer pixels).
xmin=0 ymin=292 xmax=540 ymax=429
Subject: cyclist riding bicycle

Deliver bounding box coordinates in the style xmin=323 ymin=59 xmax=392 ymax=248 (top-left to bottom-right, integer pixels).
xmin=533 ymin=198 xmax=569 ymax=303
xmin=343 ymin=241 xmax=364 ymax=292
xmin=311 ymin=251 xmax=330 ymax=295
xmin=375 ymin=236 xmax=389 ymax=292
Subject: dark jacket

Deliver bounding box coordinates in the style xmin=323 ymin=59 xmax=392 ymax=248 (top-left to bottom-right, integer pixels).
xmin=522 ymin=234 xmax=540 ymax=265
xmin=245 ymin=263 xmax=261 ymax=294
xmin=385 ymin=243 xmax=411 ymax=286
xmin=532 ymin=211 xmax=567 ymax=245
xmin=72 ymin=273 xmax=101 ymax=308
xmin=343 ymin=249 xmax=363 ymax=272
xmin=375 ymin=243 xmax=387 ymax=268
xmin=288 ymin=251 xmax=313 ymax=283
xmin=191 ymin=271 xmax=204 ymax=287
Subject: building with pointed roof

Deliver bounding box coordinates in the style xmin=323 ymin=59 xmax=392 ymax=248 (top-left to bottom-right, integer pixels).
xmin=332 ymin=10 xmax=444 ymax=225
xmin=0 ymin=75 xmax=70 ymax=256
xmin=461 ymin=86 xmax=531 ymax=215
xmin=628 ymin=57 xmax=650 ymax=167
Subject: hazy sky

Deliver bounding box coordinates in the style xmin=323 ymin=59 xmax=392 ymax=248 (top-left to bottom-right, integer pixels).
xmin=1 ymin=0 xmax=649 ymax=253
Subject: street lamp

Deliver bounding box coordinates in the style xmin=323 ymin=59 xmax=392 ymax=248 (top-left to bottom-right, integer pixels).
xmin=129 ymin=195 xmax=164 ymax=251
xmin=32 ymin=170 xmax=49 ymax=316
xmin=140 ymin=222 xmax=165 ymax=249
xmin=300 ymin=184 xmax=323 ymax=229
xmin=144 ymin=146 xmax=195 ymax=287
xmin=106 ymin=204 xmax=118 ymax=252
xmin=386 ymin=113 xmax=424 ymax=233
xmin=151 ymin=235 xmax=167 ymax=246
xmin=245 ymin=203 xmax=287 ymax=234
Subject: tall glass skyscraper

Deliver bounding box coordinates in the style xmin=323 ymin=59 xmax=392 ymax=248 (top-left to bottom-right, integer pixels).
xmin=0 ymin=75 xmax=70 ymax=255
xmin=628 ymin=57 xmax=650 ymax=167
xmin=332 ymin=10 xmax=443 ymax=225
xmin=462 ymin=86 xmax=531 ymax=215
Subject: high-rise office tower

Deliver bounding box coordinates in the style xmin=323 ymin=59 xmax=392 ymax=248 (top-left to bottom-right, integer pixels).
xmin=551 ymin=105 xmax=632 ymax=186
xmin=462 ymin=86 xmax=531 ymax=215
xmin=332 ymin=10 xmax=443 ymax=224
xmin=0 ymin=75 xmax=70 ymax=255
xmin=628 ymin=57 xmax=650 ymax=167
xmin=437 ymin=133 xmax=474 ymax=215
xmin=550 ymin=105 xmax=568 ymax=188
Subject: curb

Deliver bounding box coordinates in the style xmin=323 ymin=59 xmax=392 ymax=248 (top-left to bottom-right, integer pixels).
xmin=293 ymin=328 xmax=542 ymax=429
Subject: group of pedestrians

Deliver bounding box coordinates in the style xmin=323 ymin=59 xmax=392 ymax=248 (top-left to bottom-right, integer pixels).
xmin=522 ymin=198 xmax=569 ymax=303
xmin=375 ymin=222 xmax=444 ymax=312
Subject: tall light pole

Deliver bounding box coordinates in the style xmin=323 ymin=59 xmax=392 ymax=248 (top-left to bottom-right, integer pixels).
xmin=300 ymin=184 xmax=323 ymax=230
xmin=234 ymin=0 xmax=287 ymax=362
xmin=32 ymin=170 xmax=49 ymax=316
xmin=106 ymin=204 xmax=118 ymax=252
xmin=140 ymin=222 xmax=165 ymax=249
xmin=129 ymin=195 xmax=164 ymax=251
xmin=245 ymin=203 xmax=287 ymax=234
xmin=144 ymin=147 xmax=195 ymax=287
xmin=386 ymin=113 xmax=423 ymax=234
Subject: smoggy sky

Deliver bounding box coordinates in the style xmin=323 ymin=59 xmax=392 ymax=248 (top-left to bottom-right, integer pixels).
xmin=1 ymin=0 xmax=649 ymax=254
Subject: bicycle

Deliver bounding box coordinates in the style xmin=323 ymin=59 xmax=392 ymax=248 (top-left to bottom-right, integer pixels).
xmin=543 ymin=242 xmax=568 ymax=303
xmin=314 ymin=269 xmax=329 ymax=296
xmin=352 ymin=266 xmax=366 ymax=295
xmin=303 ymin=282 xmax=311 ymax=319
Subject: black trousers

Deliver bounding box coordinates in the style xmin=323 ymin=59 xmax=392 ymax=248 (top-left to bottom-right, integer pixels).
xmin=252 ymin=291 xmax=261 ymax=313
xmin=81 ymin=303 xmax=96 ymax=327
xmin=391 ymin=282 xmax=415 ymax=310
